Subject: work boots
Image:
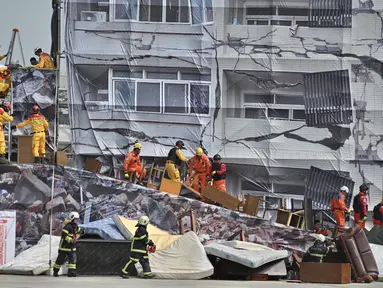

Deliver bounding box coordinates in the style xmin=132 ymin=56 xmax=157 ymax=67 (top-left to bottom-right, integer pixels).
xmin=34 ymin=157 xmax=41 ymax=164
xmin=143 ymin=273 xmax=155 ymax=279
xmin=120 ymin=273 xmax=129 ymax=279
xmin=53 ymin=268 xmax=59 ymax=277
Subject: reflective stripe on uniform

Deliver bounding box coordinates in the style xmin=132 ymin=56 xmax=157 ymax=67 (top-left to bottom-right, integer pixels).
xmin=133 ymin=235 xmax=147 ymax=240
xmin=59 ymin=247 xmax=76 ymax=252
xmin=310 ymin=253 xmax=325 ymax=263
xmin=143 ymin=256 xmax=149 ymax=259
xmin=129 ymin=257 xmax=139 ymax=261
xmin=130 ymin=249 xmax=147 ymax=253
xmin=53 ymin=263 xmax=61 ymax=269
xmin=67 ymin=264 xmax=76 ymax=269
xmin=144 ymin=272 xmax=152 ymax=275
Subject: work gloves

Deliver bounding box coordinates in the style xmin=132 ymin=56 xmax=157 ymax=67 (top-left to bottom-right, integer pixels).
xmin=212 ymin=171 xmax=217 ymax=176
xmin=124 ymin=172 xmax=130 ymax=179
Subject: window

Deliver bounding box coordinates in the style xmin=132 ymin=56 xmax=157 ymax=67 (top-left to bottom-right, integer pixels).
xmin=139 ymin=0 xmax=162 ymax=22
xmin=115 ymin=0 xmax=137 ymax=20
xmin=181 ymin=72 xmax=211 ymax=81
xmin=191 ymin=0 xmax=214 ymax=25
xmin=243 ymin=93 xmax=305 ymax=121
xmin=164 ymin=83 xmax=187 ymax=113
xmin=137 ymin=82 xmax=161 ymax=112
xmin=308 ymin=0 xmax=352 ymax=28
xmin=112 ymin=69 xmax=211 ymax=115
xmin=166 ymin=0 xmax=189 ymax=22
xmin=245 ymin=5 xmax=309 ymax=27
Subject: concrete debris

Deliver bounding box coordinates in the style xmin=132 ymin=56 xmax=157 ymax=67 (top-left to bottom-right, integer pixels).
xmin=14 ymin=170 xmax=51 ymax=205
xmin=112 ymin=193 xmax=128 ymax=206
xmin=53 ymin=187 xmax=67 ymax=198
xmin=46 ymin=196 xmax=66 ymax=213
xmin=27 ymin=200 xmax=44 ymax=213
xmin=64 ymin=194 xmax=81 ymax=211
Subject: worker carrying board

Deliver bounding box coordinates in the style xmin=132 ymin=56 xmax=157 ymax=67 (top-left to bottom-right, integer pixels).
xmin=0 ymin=102 xmax=13 ymax=159
xmin=123 ymin=142 xmax=146 ymax=184
xmin=121 ymin=216 xmax=156 ymax=279
xmin=165 ymin=140 xmax=189 ymax=182
xmin=53 ymin=212 xmax=82 ymax=277
xmin=12 ymin=105 xmax=49 ymax=163
xmin=353 ymin=184 xmax=369 ymax=229
xmin=330 ymin=186 xmax=350 ymax=229
xmin=188 ymin=147 xmax=211 ymax=193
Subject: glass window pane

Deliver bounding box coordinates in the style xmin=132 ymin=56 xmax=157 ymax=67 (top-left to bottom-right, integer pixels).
xmin=180 ymin=0 xmax=189 ymax=22
xmin=114 ymin=80 xmax=135 ymax=110
xmin=181 ymin=72 xmax=211 ymax=81
xmin=205 ymin=0 xmax=213 ymax=22
xmin=137 ymin=82 xmax=161 ymax=112
xmin=113 ymin=70 xmax=142 ymax=78
xmin=164 ymin=83 xmax=187 ymax=113
xmin=150 ymin=0 xmax=163 ymax=22
xmin=268 ymin=108 xmax=289 ymax=119
xmin=244 ymin=94 xmax=273 ymax=104
xmin=166 ymin=0 xmax=179 ymax=22
xmin=247 ymin=19 xmax=268 ymax=25
xmin=275 ymin=95 xmax=304 ymax=105
xmin=296 ymin=20 xmax=308 ymax=26
xmin=147 ymin=72 xmax=178 ymax=80
xmin=292 ymin=110 xmax=306 ymax=120
xmin=116 ymin=0 xmax=137 ymax=20
xmin=246 ymin=7 xmax=276 ymax=16
xmin=139 ymin=0 xmax=149 ymax=21
xmin=278 ymin=8 xmax=309 ymax=17
xmin=190 ymin=84 xmax=209 ymax=114
xmin=271 ymin=20 xmax=292 ymax=26
xmin=191 ymin=0 xmax=203 ymax=24
xmin=245 ymin=108 xmax=266 ymax=119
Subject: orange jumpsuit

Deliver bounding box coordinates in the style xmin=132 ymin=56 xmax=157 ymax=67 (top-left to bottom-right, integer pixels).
xmin=353 ymin=192 xmax=368 ymax=229
xmin=16 ymin=113 xmax=49 ymax=157
xmin=330 ymin=192 xmax=348 ymax=228
xmin=34 ymin=52 xmax=55 ymax=69
xmin=123 ymin=151 xmax=146 ymax=181
xmin=314 ymin=224 xmax=331 ymax=236
xmin=372 ymin=201 xmax=383 ymax=226
xmin=188 ymin=154 xmax=211 ymax=193
xmin=210 ymin=162 xmax=227 ymax=192
xmin=0 ymin=108 xmax=13 ymax=155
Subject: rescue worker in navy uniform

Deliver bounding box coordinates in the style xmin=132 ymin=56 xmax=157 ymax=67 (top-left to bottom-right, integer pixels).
xmin=53 ymin=212 xmax=81 ymax=277
xmin=302 ymin=234 xmax=330 ymax=263
xmin=121 ymin=216 xmax=156 ymax=279
xmin=165 ymin=140 xmax=189 ymax=182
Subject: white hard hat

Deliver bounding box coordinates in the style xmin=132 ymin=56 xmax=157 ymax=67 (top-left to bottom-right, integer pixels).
xmin=34 ymin=47 xmax=42 ymax=53
xmin=137 ymin=215 xmax=150 ymax=226
xmin=340 ymin=186 xmax=349 ymax=193
xmin=67 ymin=211 xmax=80 ymax=220
xmin=311 ymin=233 xmax=326 ymax=242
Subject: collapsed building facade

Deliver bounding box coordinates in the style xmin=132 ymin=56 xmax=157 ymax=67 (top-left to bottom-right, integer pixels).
xmin=64 ymin=0 xmax=383 ymax=214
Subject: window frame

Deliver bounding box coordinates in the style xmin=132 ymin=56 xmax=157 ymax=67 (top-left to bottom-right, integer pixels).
xmin=109 ymin=0 xmax=192 ymax=24
xmin=111 ymin=69 xmax=211 ymax=116
xmin=243 ymin=4 xmax=309 ymax=27
xmin=241 ymin=92 xmax=305 ymax=122
xmin=189 ymin=0 xmax=214 ymax=26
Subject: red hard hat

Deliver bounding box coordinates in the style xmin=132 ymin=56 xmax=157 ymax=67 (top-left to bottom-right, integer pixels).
xmin=3 ymin=103 xmax=10 ymax=110
xmin=32 ymin=105 xmax=40 ymax=113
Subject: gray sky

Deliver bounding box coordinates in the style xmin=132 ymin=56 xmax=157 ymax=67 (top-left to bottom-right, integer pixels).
xmin=0 ymin=0 xmax=66 ymax=76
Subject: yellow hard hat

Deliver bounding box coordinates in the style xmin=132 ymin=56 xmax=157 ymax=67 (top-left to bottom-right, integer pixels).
xmin=196 ymin=147 xmax=203 ymax=156
xmin=134 ymin=143 xmax=142 ymax=150
xmin=0 ymin=66 xmax=7 ymax=72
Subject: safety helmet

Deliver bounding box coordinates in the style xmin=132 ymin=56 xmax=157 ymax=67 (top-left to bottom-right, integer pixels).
xmin=2 ymin=102 xmax=10 ymax=112
xmin=196 ymin=147 xmax=203 ymax=156
xmin=0 ymin=65 xmax=7 ymax=73
xmin=137 ymin=215 xmax=150 ymax=226
xmin=34 ymin=47 xmax=42 ymax=54
xmin=175 ymin=140 xmax=185 ymax=149
xmin=213 ymin=154 xmax=221 ymax=161
xmin=134 ymin=143 xmax=142 ymax=150
xmin=311 ymin=233 xmax=326 ymax=242
xmin=340 ymin=186 xmax=349 ymax=193
xmin=67 ymin=211 xmax=80 ymax=221
xmin=32 ymin=105 xmax=40 ymax=113
xmin=360 ymin=183 xmax=369 ymax=192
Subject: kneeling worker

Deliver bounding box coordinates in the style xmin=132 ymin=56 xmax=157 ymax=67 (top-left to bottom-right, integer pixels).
xmin=53 ymin=212 xmax=81 ymax=277
xmin=0 ymin=103 xmax=13 ymax=159
xmin=302 ymin=234 xmax=330 ymax=263
xmin=123 ymin=142 xmax=146 ymax=184
xmin=188 ymin=147 xmax=211 ymax=193
xmin=210 ymin=154 xmax=227 ymax=192
xmin=121 ymin=216 xmax=155 ymax=279
xmin=165 ymin=140 xmax=189 ymax=182
xmin=13 ymin=105 xmax=49 ymax=163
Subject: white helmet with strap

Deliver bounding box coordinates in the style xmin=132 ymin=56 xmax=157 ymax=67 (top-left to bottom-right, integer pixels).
xmin=67 ymin=211 xmax=80 ymax=221
xmin=137 ymin=215 xmax=149 ymax=226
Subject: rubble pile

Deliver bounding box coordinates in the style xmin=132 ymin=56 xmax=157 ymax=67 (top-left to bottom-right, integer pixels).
xmin=0 ymin=164 xmax=315 ymax=255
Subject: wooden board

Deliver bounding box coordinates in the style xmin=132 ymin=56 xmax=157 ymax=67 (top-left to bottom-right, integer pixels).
xmin=300 ymin=262 xmax=351 ymax=284
xmin=56 ymin=151 xmax=68 ymax=166
xmin=276 ymin=209 xmax=292 ymax=225
xmin=290 ymin=214 xmax=301 ymax=228
xmin=159 ymin=178 xmax=182 ymax=196
xmin=202 ymin=185 xmax=240 ymax=210
xmin=243 ymin=195 xmax=261 ymax=216
xmin=17 ymin=135 xmax=34 ymax=164
xmin=84 ymin=158 xmax=101 ymax=173
xmin=181 ymin=183 xmax=201 ymax=198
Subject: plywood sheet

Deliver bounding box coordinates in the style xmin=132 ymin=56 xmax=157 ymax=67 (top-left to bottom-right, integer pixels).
xmin=244 ymin=195 xmax=261 ymax=216
xmin=159 ymin=178 xmax=182 ymax=196
xmin=17 ymin=135 xmax=34 ymax=164
xmin=202 ymin=186 xmax=240 ymax=210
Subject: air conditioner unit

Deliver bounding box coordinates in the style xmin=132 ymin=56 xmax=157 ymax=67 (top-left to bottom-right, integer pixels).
xmin=81 ymin=11 xmax=107 ymax=22
xmin=85 ymin=101 xmax=108 ymax=111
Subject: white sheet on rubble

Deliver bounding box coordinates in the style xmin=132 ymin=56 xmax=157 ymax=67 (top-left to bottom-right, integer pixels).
xmin=204 ymin=241 xmax=289 ymax=269
xmin=370 ymin=243 xmax=383 ymax=279
xmin=135 ymin=231 xmax=213 ymax=280
xmin=0 ymin=235 xmax=67 ymax=275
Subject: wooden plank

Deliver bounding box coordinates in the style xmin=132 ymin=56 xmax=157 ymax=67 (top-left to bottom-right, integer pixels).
xmin=240 ymin=231 xmax=246 ymax=242
xmin=56 ymin=151 xmax=68 ymax=166
xmin=181 ymin=183 xmax=202 ymax=198
xmin=202 ymin=185 xmax=240 ymax=210
xmin=244 ymin=195 xmax=261 ymax=216
xmin=276 ymin=209 xmax=292 ymax=225
xmin=159 ymin=178 xmax=182 ymax=196
xmin=17 ymin=135 xmax=34 ymax=164
xmin=84 ymin=158 xmax=101 ymax=173
xmin=290 ymin=214 xmax=301 ymax=228
xmin=190 ymin=210 xmax=196 ymax=232
xmin=300 ymin=262 xmax=351 ymax=284
xmin=179 ymin=218 xmax=184 ymax=235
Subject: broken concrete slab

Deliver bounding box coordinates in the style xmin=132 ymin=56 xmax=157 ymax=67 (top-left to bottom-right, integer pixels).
xmin=64 ymin=194 xmax=81 ymax=211
xmin=14 ymin=170 xmax=51 ymax=205
xmin=53 ymin=187 xmax=67 ymax=199
xmin=46 ymin=196 xmax=66 ymax=213
xmin=27 ymin=201 xmax=44 ymax=213
xmin=112 ymin=193 xmax=128 ymax=206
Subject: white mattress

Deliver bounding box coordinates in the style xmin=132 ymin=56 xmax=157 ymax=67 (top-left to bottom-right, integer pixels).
xmin=370 ymin=243 xmax=383 ymax=279
xmin=204 ymin=241 xmax=289 ymax=269
xmin=0 ymin=235 xmax=67 ymax=275
xmin=135 ymin=231 xmax=214 ymax=279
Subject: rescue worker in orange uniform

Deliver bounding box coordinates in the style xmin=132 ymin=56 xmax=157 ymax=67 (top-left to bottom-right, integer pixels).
xmin=123 ymin=142 xmax=146 ymax=184
xmin=33 ymin=48 xmax=55 ymax=69
xmin=313 ymin=220 xmax=331 ymax=236
xmin=330 ymin=186 xmax=350 ymax=229
xmin=14 ymin=105 xmax=49 ymax=163
xmin=188 ymin=147 xmax=211 ymax=193
xmin=353 ymin=184 xmax=369 ymax=229
xmin=209 ymin=154 xmax=227 ymax=192
xmin=0 ymin=65 xmax=11 ymax=96
xmin=0 ymin=103 xmax=13 ymax=159
xmin=165 ymin=140 xmax=189 ymax=182
xmin=372 ymin=200 xmax=383 ymax=226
